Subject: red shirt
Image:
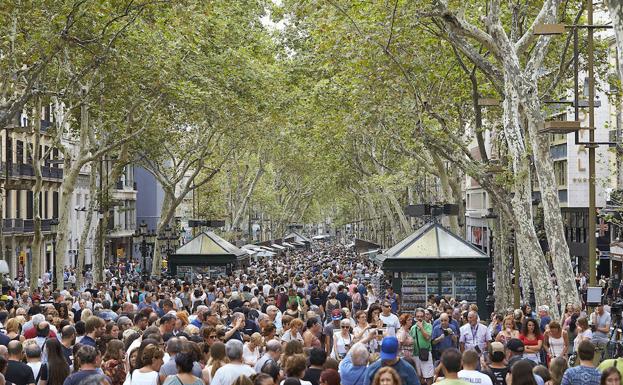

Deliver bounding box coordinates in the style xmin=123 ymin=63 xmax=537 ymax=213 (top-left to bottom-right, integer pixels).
xmin=519 ymin=333 xmax=543 ymax=347
xmin=23 ymin=327 xmax=57 ymax=339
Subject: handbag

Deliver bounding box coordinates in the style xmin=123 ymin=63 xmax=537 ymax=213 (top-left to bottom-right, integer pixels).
xmin=415 ymin=327 xmax=430 ymax=361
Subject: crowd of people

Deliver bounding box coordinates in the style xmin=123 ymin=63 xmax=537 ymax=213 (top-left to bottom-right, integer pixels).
xmin=0 ymin=243 xmax=620 ymax=385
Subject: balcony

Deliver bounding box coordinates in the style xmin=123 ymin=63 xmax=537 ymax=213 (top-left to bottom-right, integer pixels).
xmin=0 ymin=162 xmax=63 ymax=183
xmin=1 ymin=218 xmax=55 ymax=234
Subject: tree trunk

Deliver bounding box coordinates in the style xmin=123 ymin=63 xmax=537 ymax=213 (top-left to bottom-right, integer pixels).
xmin=30 ymin=95 xmax=43 ymax=291
xmin=151 ymin=190 xmax=175 ymax=277
xmin=503 ymin=82 xmax=560 ymax=318
xmin=606 ymin=0 xmax=623 ymax=86
xmin=432 ymin=153 xmax=459 ymax=234
xmin=494 ymin=208 xmax=513 ymax=311
xmin=230 ymin=164 xmax=264 ymax=230
xmin=76 ymin=169 xmax=97 ymax=288
xmin=525 ymin=116 xmax=580 ymax=307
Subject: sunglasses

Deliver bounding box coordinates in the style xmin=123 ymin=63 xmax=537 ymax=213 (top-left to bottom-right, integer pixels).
xmin=341 ymin=326 xmax=350 ymax=329
xmin=382 ymin=304 xmax=390 ymax=307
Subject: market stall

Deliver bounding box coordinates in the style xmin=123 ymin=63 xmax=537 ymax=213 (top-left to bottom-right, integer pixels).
xmin=375 ymin=221 xmax=489 ymax=319
xmin=168 ymin=231 xmax=250 ymax=280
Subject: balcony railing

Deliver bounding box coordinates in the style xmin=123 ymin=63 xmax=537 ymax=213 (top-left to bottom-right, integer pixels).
xmin=3 ymin=218 xmax=56 ymax=234
xmin=0 ymin=162 xmax=63 ymax=180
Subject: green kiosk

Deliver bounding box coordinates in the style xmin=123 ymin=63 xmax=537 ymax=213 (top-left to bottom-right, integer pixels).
xmin=375 ymin=222 xmax=489 ymax=319
xmin=168 ymin=231 xmax=250 ymax=280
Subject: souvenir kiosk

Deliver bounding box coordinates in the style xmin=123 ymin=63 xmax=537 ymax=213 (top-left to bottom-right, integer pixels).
xmin=168 ymin=231 xmax=250 ymax=280
xmin=375 ymin=222 xmax=489 ymax=319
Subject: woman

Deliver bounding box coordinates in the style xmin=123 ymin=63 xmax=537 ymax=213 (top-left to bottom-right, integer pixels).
xmin=332 ymin=319 xmax=353 ymax=360
xmin=367 ymin=304 xmax=383 ymax=328
xmin=163 ymin=352 xmax=203 ymax=385
xmin=103 ymin=340 xmax=127 ymax=385
xmin=366 ymin=284 xmax=377 ymax=308
xmin=253 ymin=373 xmax=275 ymax=385
xmin=519 ymin=319 xmax=543 ymax=364
xmin=175 ymin=311 xmax=189 ymax=333
xmin=506 ymin=359 xmax=537 ymax=385
xmin=243 ymin=333 xmax=263 ymax=367
xmin=496 ymin=315 xmax=520 ymax=345
xmin=324 ymin=293 xmax=340 ymax=321
xmin=202 ymin=342 xmax=227 ymax=385
xmin=548 ymin=357 xmax=568 ymax=385
xmin=218 ymin=303 xmax=231 ymax=325
xmin=106 ymin=322 xmax=121 ymax=340
xmin=372 ymin=367 xmax=401 ymax=385
xmin=282 ymin=354 xmax=311 ymax=385
xmin=353 ymin=310 xmax=370 ymax=342
xmin=318 ymin=369 xmax=340 ymax=385
xmin=57 ymin=303 xmax=70 ymax=321
xmin=280 ymin=341 xmax=304 ymax=368
xmin=37 ymin=339 xmax=70 ymax=385
xmin=600 ymin=367 xmax=621 ymax=385
xmin=396 ymin=314 xmax=413 ymax=358
xmin=131 ymin=345 xmax=164 ymax=385
xmin=281 ymin=319 xmax=303 ymax=344
xmin=573 ymin=317 xmax=592 ymax=354
xmin=521 ymin=303 xmax=536 ymax=319
xmin=543 ymin=321 xmax=568 ymax=362
xmin=5 ymin=318 xmax=24 ymax=342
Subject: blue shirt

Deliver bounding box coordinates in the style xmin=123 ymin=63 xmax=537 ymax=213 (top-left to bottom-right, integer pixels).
xmin=363 ymin=358 xmax=420 ymax=385
xmin=561 ymin=366 xmax=600 ymax=385
xmin=80 ymin=336 xmax=97 ymax=348
xmin=431 ymin=324 xmax=458 ymax=352
xmin=339 ymin=354 xmax=367 ymax=385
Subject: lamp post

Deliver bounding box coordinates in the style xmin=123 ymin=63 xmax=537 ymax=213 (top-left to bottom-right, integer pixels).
xmin=158 ymin=225 xmax=179 ymax=275
xmin=49 ymin=219 xmax=59 ymax=290
xmin=484 ymin=208 xmax=498 ymax=317
xmin=133 ymin=221 xmax=154 ymax=278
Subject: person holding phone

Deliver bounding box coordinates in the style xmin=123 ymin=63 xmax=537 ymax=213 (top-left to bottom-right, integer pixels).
xmin=410 ymin=309 xmax=433 ymax=385
xmin=333 ymin=320 xmax=353 ymax=360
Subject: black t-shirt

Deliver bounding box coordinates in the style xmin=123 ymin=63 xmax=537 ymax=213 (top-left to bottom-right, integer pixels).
xmin=6 ymin=360 xmax=35 ymax=385
xmin=336 ymin=292 xmax=350 ymax=308
xmin=303 ymin=367 xmax=322 ymax=385
xmin=62 ymin=370 xmax=103 ymax=385
xmin=487 ymin=367 xmax=508 ymax=385
xmin=61 ymin=345 xmax=73 ymax=366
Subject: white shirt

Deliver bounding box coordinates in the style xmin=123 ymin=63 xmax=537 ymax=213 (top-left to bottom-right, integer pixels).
xmin=130 ymin=370 xmax=159 ymax=385
xmin=459 ymin=323 xmax=491 ymax=353
xmin=379 ymin=313 xmax=400 ymax=336
xmin=458 ymin=369 xmax=493 ymax=385
xmin=210 ymin=363 xmax=256 ymax=385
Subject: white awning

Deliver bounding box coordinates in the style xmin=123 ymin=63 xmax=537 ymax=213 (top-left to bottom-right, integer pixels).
xmin=271 ymin=244 xmax=286 ymax=250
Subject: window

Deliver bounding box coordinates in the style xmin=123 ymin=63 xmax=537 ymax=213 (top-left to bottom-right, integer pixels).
xmin=554 ymin=160 xmax=567 ymax=186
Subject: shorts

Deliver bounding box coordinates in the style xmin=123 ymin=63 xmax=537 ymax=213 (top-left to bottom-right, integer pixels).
xmin=415 ymin=352 xmax=434 ymax=379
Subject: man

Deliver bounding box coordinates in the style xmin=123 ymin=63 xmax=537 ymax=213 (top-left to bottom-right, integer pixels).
xmin=24 ymin=344 xmax=42 ymax=381
xmin=459 ymin=311 xmax=490 ymax=355
xmin=158 ymin=313 xmax=177 ymax=337
xmin=433 ymin=305 xmax=460 ymax=331
xmin=5 ymin=341 xmax=34 ymax=385
xmin=210 ymin=340 xmax=255 ymax=385
xmin=34 ymin=322 xmax=50 ymax=350
xmin=303 ymin=318 xmax=322 ymax=348
xmin=137 ymin=293 xmax=158 ymax=313
xmin=538 ymin=305 xmax=551 ymax=333
xmin=255 ymin=339 xmax=281 ymax=373
xmin=561 ymin=340 xmax=600 ymax=385
xmin=96 ymin=301 xmax=118 ymax=322
xmin=458 ymin=350 xmax=492 ymax=385
xmin=432 ymin=313 xmax=458 ymax=359
xmin=590 ymin=303 xmax=611 ymax=349
xmin=435 ymin=348 xmax=470 ymax=385
xmin=265 ymin=305 xmax=283 ymax=332
xmin=379 ymin=301 xmax=400 ymax=335
xmin=411 ymin=309 xmax=433 ymax=385
xmin=60 ymin=325 xmax=75 ymax=366
xmin=116 ymin=316 xmax=133 ymax=333
xmin=505 ymin=338 xmax=533 ymax=369
xmin=335 ymin=285 xmax=351 ymax=309
xmin=81 ymin=316 xmax=105 ymax=348
xmin=62 ymin=345 xmax=108 ymax=385
xmin=133 ymin=313 xmax=149 ymax=331
xmin=303 ymin=348 xmax=326 ymax=385
xmin=385 ymin=286 xmax=400 ymax=313
xmin=159 ymin=338 xmax=202 ymax=383
xmin=324 ymin=310 xmax=343 ymax=353
xmin=339 ymin=342 xmax=369 ymax=385
xmin=363 ymin=336 xmax=420 ymax=385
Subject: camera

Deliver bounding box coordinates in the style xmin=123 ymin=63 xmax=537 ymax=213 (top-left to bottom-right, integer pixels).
xmin=377 ymin=329 xmax=383 ymax=336
xmin=611 ymin=300 xmax=623 ymax=321
xmin=443 ymin=328 xmax=453 ymax=336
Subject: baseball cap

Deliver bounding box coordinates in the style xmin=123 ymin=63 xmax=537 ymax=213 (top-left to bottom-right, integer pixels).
xmin=380 ymin=336 xmax=399 ymax=360
xmin=490 ymin=341 xmax=505 ymax=354
xmin=507 ymin=338 xmax=525 ymax=353
xmin=331 ymin=309 xmax=343 ymax=321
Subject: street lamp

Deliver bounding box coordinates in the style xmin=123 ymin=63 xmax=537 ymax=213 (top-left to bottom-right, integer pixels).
xmin=484 ymin=208 xmax=498 ymax=317
xmin=133 ymin=221 xmax=151 ymax=277
xmin=158 ymin=225 xmax=179 ymax=274
xmin=49 ymin=218 xmax=59 ymax=290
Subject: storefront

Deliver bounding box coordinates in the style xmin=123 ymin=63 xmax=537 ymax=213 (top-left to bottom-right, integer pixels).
xmin=168 ymin=231 xmax=250 ymax=280
xmin=375 ymin=222 xmax=489 ymax=319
